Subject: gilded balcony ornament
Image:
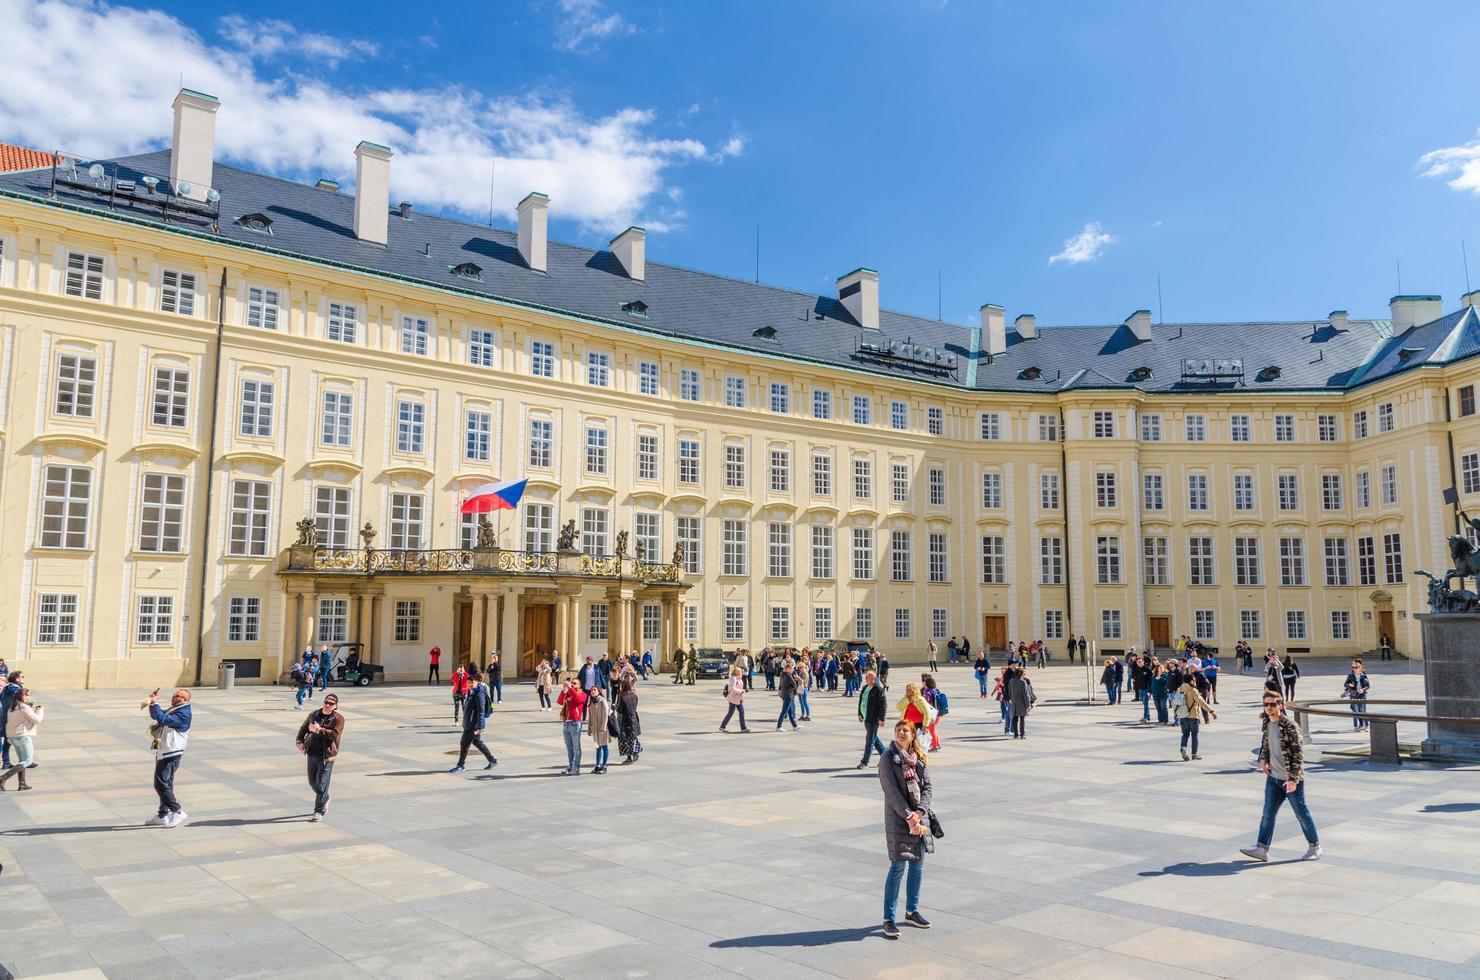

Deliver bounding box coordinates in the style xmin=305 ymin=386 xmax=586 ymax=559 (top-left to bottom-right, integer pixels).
xmin=580 ymin=554 xmax=621 ymax=577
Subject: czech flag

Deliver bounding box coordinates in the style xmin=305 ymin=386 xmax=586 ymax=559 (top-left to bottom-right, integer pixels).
xmin=460 ymin=478 xmax=528 ymax=514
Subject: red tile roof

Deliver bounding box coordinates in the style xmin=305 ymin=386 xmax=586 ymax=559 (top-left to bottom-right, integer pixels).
xmin=0 ymin=143 xmax=52 ymax=173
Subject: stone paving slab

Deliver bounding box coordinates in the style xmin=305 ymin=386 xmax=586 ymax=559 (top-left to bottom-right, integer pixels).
xmin=2 ymin=661 xmax=1478 ymax=979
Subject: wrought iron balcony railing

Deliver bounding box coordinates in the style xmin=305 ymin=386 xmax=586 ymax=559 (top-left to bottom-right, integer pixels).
xmin=284 ymin=546 xmax=680 ymax=583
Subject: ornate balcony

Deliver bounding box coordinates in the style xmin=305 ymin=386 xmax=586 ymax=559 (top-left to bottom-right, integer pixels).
xmin=283 ymin=545 xmax=681 ymax=584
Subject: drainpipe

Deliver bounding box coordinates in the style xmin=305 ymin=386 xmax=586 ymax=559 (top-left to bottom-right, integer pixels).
xmin=1059 ymin=408 xmax=1073 ymax=633
xmin=193 ymin=266 xmax=227 ymax=687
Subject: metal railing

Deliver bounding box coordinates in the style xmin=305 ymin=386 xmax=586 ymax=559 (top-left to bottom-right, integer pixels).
xmin=284 ymin=546 xmax=680 ymax=583
xmin=1288 ymin=698 xmax=1480 ymax=765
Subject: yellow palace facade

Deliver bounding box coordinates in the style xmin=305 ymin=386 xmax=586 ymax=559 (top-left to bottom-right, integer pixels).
xmin=2 ymin=91 xmax=1479 ymax=689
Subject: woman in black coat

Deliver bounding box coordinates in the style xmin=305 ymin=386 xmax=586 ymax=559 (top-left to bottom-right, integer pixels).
xmin=878 ymin=719 xmax=933 ymax=939
xmin=616 ymin=678 xmax=642 ymax=763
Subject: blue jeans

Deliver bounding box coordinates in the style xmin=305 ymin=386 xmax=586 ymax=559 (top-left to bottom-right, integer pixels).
xmin=1350 ymin=698 xmax=1367 ymax=729
xmin=776 ymin=698 xmax=798 ymax=729
xmin=562 ymin=721 xmax=583 ymax=772
xmin=296 ymin=683 xmax=312 ymax=707
xmin=999 ymin=698 xmax=1010 ymax=731
xmin=1106 ymin=682 xmax=1120 ymax=704
xmin=861 ymin=723 xmax=885 ymax=765
xmin=798 ymin=689 xmax=810 ymax=718
xmin=491 ymin=677 xmax=502 ymax=703
xmin=1257 ymin=775 xmax=1319 ymax=847
xmin=595 ymin=744 xmax=609 ymax=768
xmin=1139 ymin=689 xmax=1151 ymax=720
xmin=1179 ymin=717 xmax=1200 ymax=755
xmin=977 ymin=673 xmax=989 ymax=696
xmin=883 ymin=856 xmax=924 ymax=921
xmin=1155 ymin=694 xmax=1169 ymax=724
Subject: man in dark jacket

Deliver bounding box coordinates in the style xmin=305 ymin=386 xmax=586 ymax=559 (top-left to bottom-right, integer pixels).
xmin=295 ymin=692 xmax=343 ymax=820
xmin=959 ymin=637 xmax=971 ymax=665
xmin=450 ymin=668 xmax=496 ymax=772
xmin=1130 ymin=655 xmax=1154 ymax=721
xmin=775 ymin=663 xmax=799 ymax=731
xmin=857 ymin=670 xmax=888 ymax=768
xmin=578 ymin=656 xmax=599 ymax=694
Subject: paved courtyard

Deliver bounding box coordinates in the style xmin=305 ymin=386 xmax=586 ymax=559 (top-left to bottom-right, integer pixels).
xmin=2 ymin=660 xmax=1478 ymax=979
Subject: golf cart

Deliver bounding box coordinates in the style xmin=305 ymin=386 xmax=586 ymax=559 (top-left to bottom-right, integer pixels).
xmin=330 ymin=642 xmax=384 ymax=686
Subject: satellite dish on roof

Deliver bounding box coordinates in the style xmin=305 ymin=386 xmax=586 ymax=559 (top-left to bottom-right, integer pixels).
xmin=87 ymin=163 xmax=104 ymax=180
xmin=58 ymin=157 xmax=77 ymax=175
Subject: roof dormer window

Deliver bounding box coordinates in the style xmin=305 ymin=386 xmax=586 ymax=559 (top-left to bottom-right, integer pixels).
xmin=621 ymin=299 xmax=648 ymax=316
xmin=1129 ymin=366 xmax=1153 ymax=382
xmin=1017 ymin=366 xmax=1041 ymax=380
xmin=1397 ymin=346 xmax=1423 ymax=362
xmin=752 ymin=325 xmax=777 ymax=340
xmin=236 ymin=213 xmax=273 ymax=235
xmin=451 ymin=262 xmax=483 ymax=281
xmin=1256 ymin=365 xmax=1283 ymax=382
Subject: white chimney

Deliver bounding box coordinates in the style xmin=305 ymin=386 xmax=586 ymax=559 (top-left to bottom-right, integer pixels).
xmin=837 ymin=268 xmax=879 ymax=330
xmin=1013 ymin=313 xmax=1038 ymax=340
xmin=610 ymin=226 xmax=645 ymax=281
xmin=353 ymin=141 xmax=393 ymax=246
xmin=1125 ymin=309 xmax=1153 ymax=342
xmin=169 ymin=88 xmax=219 ymax=203
xmin=981 ymin=304 xmax=1007 ymax=356
xmin=517 ymin=192 xmax=549 ymax=273
xmin=1328 ymin=309 xmax=1350 ymax=332
xmin=1389 ymin=294 xmax=1442 ymax=333
xmin=1462 ymin=291 xmax=1480 ymax=311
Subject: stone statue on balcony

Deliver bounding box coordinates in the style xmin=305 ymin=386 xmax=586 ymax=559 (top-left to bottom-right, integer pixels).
xmin=672 ymin=542 xmax=685 ymax=568
xmin=476 ymin=516 xmax=496 ymax=550
xmin=634 ymin=539 xmax=646 ymax=560
xmin=557 ymin=519 xmax=579 ymax=553
xmin=615 ymin=530 xmax=629 ymax=556
xmin=360 ymin=522 xmax=377 ymax=549
xmin=295 ymin=516 xmax=318 ymax=547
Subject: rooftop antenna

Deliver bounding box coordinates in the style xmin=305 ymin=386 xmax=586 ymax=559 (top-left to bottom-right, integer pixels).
xmin=754 ymin=225 xmax=759 ymax=283
xmin=1156 ymin=273 xmax=1165 ymax=324
xmin=487 ymin=158 xmax=496 ymax=227
xmin=937 ymin=269 xmax=942 ymax=321
xmin=1464 ymin=241 xmax=1472 ymax=293
xmin=1396 ymin=259 xmax=1403 ymax=295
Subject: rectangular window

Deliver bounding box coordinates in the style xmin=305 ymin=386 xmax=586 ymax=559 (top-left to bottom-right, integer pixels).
xmin=1275 ymin=414 xmax=1295 ymax=443
xmin=54 ymin=353 xmax=97 ymax=418
xmin=642 ymin=604 xmax=661 ymax=642
xmin=678 ymin=368 xmax=701 ymax=401
xmin=400 ymin=315 xmax=430 ymax=356
xmin=580 ymin=507 xmax=610 ymax=557
xmin=770 ymin=382 xmax=791 ymax=414
xmin=36 ymin=593 xmax=79 ymax=644
xmin=725 ymin=376 xmax=746 ymax=408
xmin=853 ymin=395 xmax=871 ymax=426
xmin=389 ymin=492 xmax=425 ymax=550
xmin=1141 ymin=473 xmax=1164 ymax=511
xmin=1286 ymin=610 xmax=1307 ymax=641
xmin=246 ymin=286 xmax=280 ymax=330
xmin=1036 ymin=413 xmax=1060 ymax=442
xmin=814 ymin=606 xmax=834 ymax=641
xmin=1194 ymin=609 xmax=1216 ymax=640
xmin=589 ymin=603 xmax=610 ymax=641
xmin=894 ymin=608 xmax=911 ymax=640
xmin=676 ymin=516 xmax=701 ymax=574
xmin=684 ymin=605 xmax=699 ymax=642
xmin=465 ymin=410 xmax=491 ymax=462
xmin=1318 ymin=414 xmax=1338 ymax=442
xmin=1143 ymin=537 xmax=1169 ymax=586
xmin=40 ymin=464 xmax=91 ymax=549
xmin=770 ymin=605 xmax=791 ymax=642
xmin=1377 ymin=402 xmax=1394 ymax=433
xmin=1464 ymin=453 xmax=1480 ymax=495
xmin=928 ymin=467 xmax=945 ymax=506
xmin=1358 ymin=536 xmax=1377 ymax=586
xmin=1187 ymin=473 xmax=1209 ymax=511
xmin=150 ymin=367 xmax=190 ymax=428
xmin=1279 ymin=537 xmax=1307 ymax=586
xmin=240 ymin=379 xmax=275 ymax=438
xmin=853 ymin=458 xmax=872 ymax=500
xmin=856 ymin=607 xmax=874 ymax=640
xmin=722 ymin=519 xmax=748 ymax=575
xmin=1331 ymin=610 xmax=1352 ymax=640
xmin=678 ymin=439 xmax=701 ymax=485
xmin=395 ymin=401 xmax=425 ymax=454
xmin=797 ymin=524 xmax=832 ymax=585
xmin=1380 ymin=465 xmax=1398 ymax=505
xmin=891 ymin=400 xmax=908 ymax=430
xmin=767 ymin=522 xmax=793 ymax=578
xmin=1383 ymin=532 xmax=1404 ymax=584
xmin=813 ymin=453 xmax=833 ymax=496
xmin=1095 ymin=471 xmax=1117 ymax=509
xmin=1185 ymin=414 xmax=1206 ymax=442
xmin=1092 ymin=410 xmax=1115 ymax=439
xmin=890 ymin=530 xmax=913 ymax=582
xmin=586 ymin=351 xmax=611 ymax=387
xmin=1278 ymin=473 xmax=1300 ymax=511
xmin=814 ymin=389 xmax=832 ymax=420
xmin=1240 ymin=609 xmax=1262 ymax=640
xmin=1321 ymin=473 xmax=1343 ymax=510
xmin=159 ymin=270 xmax=196 ymax=315
xmin=1353 ymin=410 xmax=1369 ymax=439
xmin=1188 ymin=537 xmax=1215 ymax=586
xmin=314 ymin=486 xmax=353 ymax=549
xmin=469 ymin=327 xmax=496 ymax=367
xmin=395 ymin=600 xmax=422 ymax=643
xmin=317 ymin=598 xmax=348 ymax=643
xmin=585 ymin=426 xmax=609 ymax=475
xmin=891 ymin=463 xmax=909 ymax=503
xmin=1044 ymin=610 xmax=1064 ymax=639
xmin=724 ymin=605 xmax=745 ymax=643
xmin=981 ymin=535 xmax=1006 ymax=584
xmin=1041 ymin=472 xmax=1060 ymax=510
xmin=638 ymin=360 xmax=660 ymax=396
xmin=768 ymin=450 xmax=791 ymax=493
xmin=929 ymin=533 xmax=948 ymax=583
xmin=1041 ymin=536 xmax=1064 ymax=585
xmin=326 ymin=302 xmax=358 ymax=344
xmin=525 ymin=502 xmax=555 ymax=553
xmin=1230 ymin=414 xmax=1251 ymax=442
xmin=725 ymin=444 xmax=747 ymax=489
xmin=979 ymin=412 xmax=1001 ymax=440
xmin=138 ymin=473 xmax=186 ymax=553
xmin=1235 ymin=537 xmax=1262 ymax=586
xmin=1140 ymin=413 xmax=1162 ymax=442
xmin=1355 ymin=470 xmax=1370 ymax=508
xmin=459 ymin=511 xmax=478 ymax=550
xmin=65 ymin=251 xmax=104 ymax=299
xmin=320 ymin=392 xmax=353 ymax=447
xmin=528 ymin=419 xmax=553 ymax=468
xmin=637 ymin=433 xmax=659 ymax=482
xmin=981 ymin=471 xmax=1003 ymax=509
xmin=1460 ymin=386 xmax=1477 ymax=418
xmin=228 ymin=480 xmax=271 ymax=557
xmin=134 ymin=595 xmax=174 ymax=644
xmin=1096 ymin=536 xmax=1122 ymax=584
xmin=530 ymin=340 xmax=556 ymax=378
xmin=852 ymin=527 xmax=875 ymax=580
xmin=1101 ymin=609 xmax=1122 ymax=639
xmin=227 ymin=596 xmax=261 ymax=642
xmin=927 ymin=406 xmax=943 ymax=435
xmin=1324 ymin=537 xmax=1350 ymax=586
xmin=932 ymin=608 xmax=948 ymax=639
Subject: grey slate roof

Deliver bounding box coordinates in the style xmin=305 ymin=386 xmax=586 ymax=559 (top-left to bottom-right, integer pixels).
xmin=0 ymin=149 xmax=1470 ymax=395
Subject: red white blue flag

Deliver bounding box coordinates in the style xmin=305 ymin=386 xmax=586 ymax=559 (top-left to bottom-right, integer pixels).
xmin=460 ymin=478 xmax=528 ymax=514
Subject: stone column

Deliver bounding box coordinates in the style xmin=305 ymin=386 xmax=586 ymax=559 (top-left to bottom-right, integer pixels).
xmin=500 ymin=591 xmax=522 ymax=677
xmin=470 ymin=592 xmax=487 ymax=668
xmin=368 ymin=595 xmax=382 ymax=660
xmin=555 ymin=594 xmax=571 ymax=667
xmin=301 ymin=592 xmax=317 ymax=650
xmin=290 ymin=592 xmax=304 ymax=663
xmin=1418 ymin=612 xmax=1480 ymax=761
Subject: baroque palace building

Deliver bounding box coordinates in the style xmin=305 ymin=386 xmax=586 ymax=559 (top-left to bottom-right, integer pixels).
xmin=2 ymin=90 xmax=1479 ymax=689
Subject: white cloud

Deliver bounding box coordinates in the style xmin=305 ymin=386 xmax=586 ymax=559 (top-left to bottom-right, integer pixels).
xmin=553 ymin=0 xmax=635 ymax=54
xmin=1048 ymin=221 xmax=1116 ymax=266
xmin=1418 ymin=130 xmax=1480 ymax=194
xmin=0 ymin=0 xmax=740 ymax=233
xmin=218 ymin=15 xmax=378 ymax=67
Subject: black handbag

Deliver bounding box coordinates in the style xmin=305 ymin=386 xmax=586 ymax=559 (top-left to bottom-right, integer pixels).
xmin=926 ymin=809 xmax=944 ymax=839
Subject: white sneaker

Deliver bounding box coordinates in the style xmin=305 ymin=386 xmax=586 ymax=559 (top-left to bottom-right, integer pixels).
xmin=164 ymin=811 xmax=188 ymax=829
xmin=144 ymin=814 xmax=168 ymax=827
xmin=1301 ymin=844 xmax=1323 ymax=861
xmin=1239 ymin=845 xmax=1269 ymax=862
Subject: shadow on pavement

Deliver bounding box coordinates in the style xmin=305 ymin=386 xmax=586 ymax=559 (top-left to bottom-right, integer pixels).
xmin=712 ymin=926 xmax=877 ymax=948
xmin=1424 ymin=802 xmax=1480 ymax=812
xmin=1139 ymin=859 xmax=1302 ymax=877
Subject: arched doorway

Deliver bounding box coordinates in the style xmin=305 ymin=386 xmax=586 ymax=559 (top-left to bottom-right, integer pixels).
xmin=1369 ymin=590 xmax=1394 ymax=653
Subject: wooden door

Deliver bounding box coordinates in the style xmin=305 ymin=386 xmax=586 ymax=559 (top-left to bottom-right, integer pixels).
xmin=1149 ymin=617 xmax=1170 ymax=651
xmin=521 ymin=604 xmax=554 ymax=676
xmin=1377 ymin=610 xmax=1394 ymax=649
xmin=456 ymin=603 xmax=473 ymax=663
xmin=983 ymin=615 xmax=1007 ymax=653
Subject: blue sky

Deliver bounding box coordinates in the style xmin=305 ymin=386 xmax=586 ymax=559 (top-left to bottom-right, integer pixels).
xmin=6 ymin=0 xmax=1480 ymax=326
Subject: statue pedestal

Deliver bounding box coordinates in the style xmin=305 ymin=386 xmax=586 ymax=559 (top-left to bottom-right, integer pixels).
xmin=1417 ymin=613 xmax=1480 ymax=761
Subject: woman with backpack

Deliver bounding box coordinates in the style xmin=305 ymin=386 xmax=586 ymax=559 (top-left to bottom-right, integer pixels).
xmin=1172 ymin=674 xmax=1217 ymax=760
xmin=920 ymin=674 xmax=948 ymax=751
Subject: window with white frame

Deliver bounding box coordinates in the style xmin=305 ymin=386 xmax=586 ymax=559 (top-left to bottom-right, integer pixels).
xmin=54 ymin=353 xmax=97 ymax=418
xmin=1038 ymin=413 xmax=1059 ymax=442
xmin=36 ymin=593 xmax=79 ymax=644
xmin=1321 ymin=473 xmax=1343 ymax=510
xmin=326 ymin=301 xmax=358 ymax=343
xmin=722 ymin=519 xmax=748 ymax=575
xmin=1142 ymin=473 xmax=1164 ymax=510
xmin=530 ymin=340 xmax=556 ymax=378
xmin=1274 ymin=414 xmax=1295 ymax=442
xmin=770 ymin=383 xmax=790 ymax=414
xmin=395 ymin=600 xmax=422 ymax=643
xmin=1194 ymin=609 xmax=1216 ymax=640
xmin=679 ymin=367 xmax=701 ymax=401
xmin=856 ymin=607 xmax=874 ymax=640
xmin=981 ymin=535 xmax=1006 ymax=584
xmin=40 ymin=465 xmax=91 ymax=549
xmin=637 ymin=433 xmax=659 ymax=481
xmin=1240 ymin=609 xmax=1261 ymax=640
xmin=1143 ymin=536 xmax=1169 ymax=586
xmin=1462 ymin=386 xmax=1477 ymax=417
xmin=677 ymin=439 xmax=700 ymax=484
xmin=314 ymin=486 xmax=352 ymax=548
xmin=725 ymin=375 xmax=746 ymax=408
xmin=151 ymin=367 xmax=190 ymax=428
xmin=890 ymin=530 xmax=913 ymax=582
xmin=814 ymin=389 xmax=832 ymax=420
xmin=317 ymin=598 xmax=348 ymax=643
xmin=853 ymin=394 xmax=871 ymax=425
xmin=1185 ymin=413 xmax=1206 ymax=442
xmin=395 ymin=400 xmax=425 ymax=454
xmin=228 ymin=480 xmax=271 ymax=557
xmin=468 ymin=327 xmax=496 ymax=367
xmin=400 ymin=315 xmax=430 ymax=356
xmin=1188 ymin=536 xmax=1215 ymax=585
xmin=465 ymin=410 xmax=491 ymax=462
xmin=1383 ymin=532 xmax=1404 ymax=584
xmin=459 ymin=511 xmax=479 ymax=550
xmin=979 ymin=412 xmax=1001 ymax=440
xmin=1092 ymin=410 xmax=1115 ymax=438
xmin=811 ymin=524 xmax=835 ymax=579
xmin=767 ymin=522 xmax=793 ymax=578
xmin=320 ymin=391 xmax=353 ymax=447
xmin=1330 ymin=610 xmax=1352 ymax=640
xmin=675 ymin=516 xmax=702 ymax=574
xmin=582 ymin=507 xmax=610 ymax=557
xmin=1187 ymin=473 xmax=1209 ymax=511
xmin=1353 ymin=409 xmax=1368 ymax=439
xmin=635 ymin=512 xmax=660 ymax=561
xmin=239 ymin=379 xmax=274 ymax=437
xmin=586 ymin=351 xmax=611 ymax=387
xmin=1234 ymin=536 xmax=1261 ymax=586
xmin=1465 ymin=452 xmax=1480 ymax=495
xmin=1377 ymin=402 xmax=1394 ymax=433
xmin=891 ymin=463 xmax=910 ymax=503
xmin=138 ymin=473 xmax=186 ymax=553
xmin=769 ymin=605 xmax=791 ymax=642
xmin=1380 ymin=464 xmax=1398 ymax=505
xmin=1095 ymin=471 xmax=1117 ymax=508
xmin=227 ymin=596 xmax=261 ymax=642
xmin=1233 ymin=472 xmax=1254 ymax=511
xmin=770 ymin=449 xmax=791 ymax=493
xmin=589 ymin=603 xmax=610 ymax=641
xmin=929 ymin=467 xmax=946 ymax=506
xmin=1358 ymin=536 xmax=1377 ymax=586
xmin=929 ymin=533 xmax=948 ymax=583
xmin=894 ymin=608 xmax=911 ymax=640
xmin=724 ymin=604 xmax=745 ymax=642
xmin=64 ymin=251 xmax=104 ymax=299
xmin=725 ymin=444 xmax=746 ymax=489
xmin=1279 ymin=537 xmax=1306 ymax=586
xmin=641 ymin=604 xmax=660 ymax=642
xmin=1324 ymin=537 xmax=1350 ymax=586
xmin=927 ymin=406 xmax=943 ymax=435
xmin=812 ymin=453 xmax=832 ymax=495
xmin=1101 ymin=608 xmax=1122 ymax=639
xmin=1041 ymin=472 xmax=1060 ymax=510
xmin=853 ymin=458 xmax=872 ymax=500
xmin=1278 ymin=473 xmax=1299 ymax=510
xmin=1096 ymin=535 xmax=1122 ymax=584
xmin=1140 ymin=413 xmax=1162 ymax=441
xmin=1286 ymin=609 xmax=1307 ymax=640
xmin=1042 ymin=535 xmax=1065 ymax=585
xmin=528 ymin=418 xmax=553 ymax=468
xmin=891 ymin=400 xmax=908 ymax=430
xmin=134 ymin=595 xmax=174 ymax=644
xmin=159 ymin=270 xmax=196 ymax=315
xmin=1355 ymin=470 xmax=1370 ymax=508
xmin=684 ymin=604 xmax=698 ymax=641
xmin=525 ymin=502 xmax=555 ymax=553
xmin=246 ymin=286 xmax=280 ymax=330
xmin=814 ymin=606 xmax=833 ymax=641
xmin=932 ymin=608 xmax=948 ymax=639
xmin=982 ymin=471 xmax=1003 ymax=509
xmin=585 ymin=425 xmax=609 ymax=475
xmin=1318 ymin=414 xmax=1338 ymax=442
xmin=389 ymin=492 xmax=425 ymax=549
xmin=852 ymin=527 xmax=875 ymax=580
xmin=638 ymin=360 xmax=660 ymax=396
xmin=1230 ymin=414 xmax=1250 ymax=442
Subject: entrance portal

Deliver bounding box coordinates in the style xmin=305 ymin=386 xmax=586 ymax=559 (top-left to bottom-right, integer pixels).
xmin=983 ymin=615 xmax=1007 ymax=653
xmin=521 ymin=604 xmax=555 ymax=675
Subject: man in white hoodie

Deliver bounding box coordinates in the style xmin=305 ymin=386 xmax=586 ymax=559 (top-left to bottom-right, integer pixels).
xmin=143 ymin=688 xmax=193 ymax=828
